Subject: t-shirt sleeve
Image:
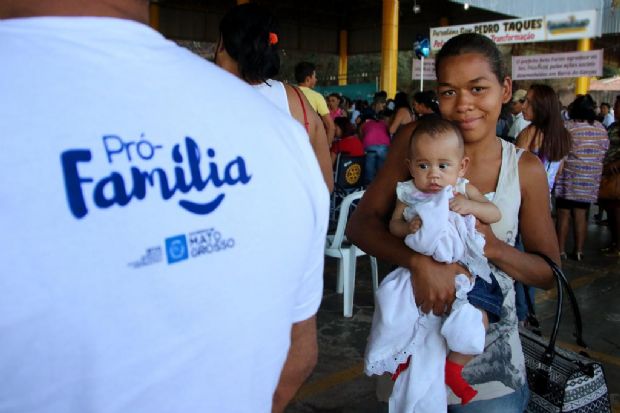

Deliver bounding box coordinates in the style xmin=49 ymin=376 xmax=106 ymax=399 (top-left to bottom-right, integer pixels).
xmin=314 ymin=92 xmax=330 ymax=117
xmin=292 ymin=192 xmax=328 ymax=323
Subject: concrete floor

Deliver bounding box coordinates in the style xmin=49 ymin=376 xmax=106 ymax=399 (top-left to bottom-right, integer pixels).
xmin=286 ymin=218 xmax=620 ymax=413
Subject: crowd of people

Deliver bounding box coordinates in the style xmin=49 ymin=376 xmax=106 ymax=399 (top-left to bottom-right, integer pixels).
xmin=324 ymin=80 xmax=616 ymax=264
xmin=2 ymin=1 xmax=618 ymax=413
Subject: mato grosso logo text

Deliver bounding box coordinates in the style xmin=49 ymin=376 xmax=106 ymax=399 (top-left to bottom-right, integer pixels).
xmin=60 ymin=135 xmax=251 ymax=219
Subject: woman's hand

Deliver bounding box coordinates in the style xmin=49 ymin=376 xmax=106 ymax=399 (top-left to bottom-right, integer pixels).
xmin=409 ymin=254 xmax=468 ymax=315
xmin=475 ymin=221 xmax=502 ymax=262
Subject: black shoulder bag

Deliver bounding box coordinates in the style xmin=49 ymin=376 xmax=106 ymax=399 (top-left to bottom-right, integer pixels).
xmin=520 ymin=252 xmax=611 ymax=412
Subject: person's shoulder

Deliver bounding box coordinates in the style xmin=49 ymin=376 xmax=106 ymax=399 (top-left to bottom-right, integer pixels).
xmin=517 ymin=149 xmax=546 ymax=181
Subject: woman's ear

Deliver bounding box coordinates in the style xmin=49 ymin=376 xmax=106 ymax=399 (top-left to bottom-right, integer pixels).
xmin=501 ymin=76 xmax=513 ymax=105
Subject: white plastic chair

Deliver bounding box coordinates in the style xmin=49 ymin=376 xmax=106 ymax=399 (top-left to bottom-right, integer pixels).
xmin=325 ymin=190 xmax=379 ymax=317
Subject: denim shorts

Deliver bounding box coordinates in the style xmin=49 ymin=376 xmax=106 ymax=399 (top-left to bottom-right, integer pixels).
xmin=448 ymin=382 xmax=530 ymax=413
xmin=467 ymin=273 xmax=503 ymax=323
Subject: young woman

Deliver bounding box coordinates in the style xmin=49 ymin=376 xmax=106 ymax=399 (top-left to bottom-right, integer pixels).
xmin=347 ymin=33 xmax=558 ymax=412
xmin=215 ymin=3 xmax=333 ymax=193
xmin=554 ymin=94 xmax=609 ymax=260
xmin=327 ymin=93 xmax=345 ymax=120
xmin=516 ymin=84 xmax=572 ymax=193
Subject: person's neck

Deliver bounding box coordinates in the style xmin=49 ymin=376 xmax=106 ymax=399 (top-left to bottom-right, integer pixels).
xmin=299 ymin=82 xmax=312 ymax=89
xmin=0 ymin=0 xmax=148 ymax=24
xmin=465 ymin=135 xmax=501 ymax=162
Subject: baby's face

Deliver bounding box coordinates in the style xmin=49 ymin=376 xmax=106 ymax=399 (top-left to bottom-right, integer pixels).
xmin=407 ymin=132 xmax=467 ymax=193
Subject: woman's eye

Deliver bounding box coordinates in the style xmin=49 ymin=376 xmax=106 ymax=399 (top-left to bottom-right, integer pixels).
xmin=439 ymin=90 xmax=455 ymax=97
xmin=472 ymin=87 xmax=485 ymax=94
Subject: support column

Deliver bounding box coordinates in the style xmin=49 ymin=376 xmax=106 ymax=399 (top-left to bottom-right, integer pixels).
xmin=380 ymin=0 xmax=399 ymax=98
xmin=575 ymin=38 xmax=592 ymax=95
xmin=149 ymin=2 xmax=160 ymax=32
xmin=338 ymin=30 xmax=348 ymax=86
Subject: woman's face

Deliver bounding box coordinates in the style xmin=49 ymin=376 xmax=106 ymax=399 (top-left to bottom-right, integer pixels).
xmin=522 ymin=89 xmax=535 ymax=122
xmin=327 ymin=96 xmax=340 ymax=111
xmin=437 ymin=53 xmax=511 ymax=144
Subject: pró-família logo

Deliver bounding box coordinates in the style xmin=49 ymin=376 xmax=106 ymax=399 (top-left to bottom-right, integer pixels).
xmin=60 ymin=135 xmax=251 ymax=219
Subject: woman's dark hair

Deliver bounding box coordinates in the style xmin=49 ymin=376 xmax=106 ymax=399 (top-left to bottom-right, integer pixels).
xmin=435 ymin=33 xmax=506 ymax=82
xmin=334 ymin=116 xmax=356 ymax=137
xmin=328 ymin=93 xmax=342 ymax=104
xmin=568 ymin=94 xmax=597 ymax=124
xmin=413 ymin=90 xmax=440 ymax=114
xmin=527 ymin=84 xmax=572 ymax=162
xmin=393 ymin=91 xmax=411 ymax=110
xmin=219 ymin=3 xmax=279 ymax=83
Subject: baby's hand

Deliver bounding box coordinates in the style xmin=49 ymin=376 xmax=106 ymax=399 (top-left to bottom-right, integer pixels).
xmin=449 ymin=193 xmax=474 ymax=215
xmin=409 ymin=216 xmax=422 ymax=233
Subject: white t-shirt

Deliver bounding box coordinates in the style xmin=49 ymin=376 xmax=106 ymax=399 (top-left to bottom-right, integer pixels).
xmin=0 ymin=16 xmax=328 ymax=413
xmin=508 ymin=112 xmax=531 ymax=140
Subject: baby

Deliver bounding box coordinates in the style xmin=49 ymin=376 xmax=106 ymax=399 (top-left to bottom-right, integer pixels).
xmin=365 ymin=117 xmax=504 ymax=409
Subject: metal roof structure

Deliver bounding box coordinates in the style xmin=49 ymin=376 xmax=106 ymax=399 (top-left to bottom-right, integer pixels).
xmin=153 ymin=0 xmax=620 ymax=83
xmin=153 ymin=0 xmax=510 ymax=54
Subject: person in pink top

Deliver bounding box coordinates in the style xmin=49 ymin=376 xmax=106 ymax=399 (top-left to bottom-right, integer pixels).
xmin=327 ymin=93 xmax=345 ymax=120
xmin=360 ymin=111 xmax=391 ymax=184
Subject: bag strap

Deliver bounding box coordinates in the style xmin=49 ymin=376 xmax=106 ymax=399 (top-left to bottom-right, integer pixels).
xmin=290 ymin=86 xmax=310 ymax=133
xmin=528 ymin=252 xmax=588 ymax=362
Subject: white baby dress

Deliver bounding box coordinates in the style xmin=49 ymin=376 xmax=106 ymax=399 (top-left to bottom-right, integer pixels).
xmin=364 ymin=179 xmax=493 ymax=413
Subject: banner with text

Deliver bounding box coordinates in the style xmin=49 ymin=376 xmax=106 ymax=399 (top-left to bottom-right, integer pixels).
xmin=512 ymin=50 xmax=603 ymax=80
xmin=430 ymin=9 xmax=599 ymax=51
xmin=411 ymin=58 xmax=437 ymax=80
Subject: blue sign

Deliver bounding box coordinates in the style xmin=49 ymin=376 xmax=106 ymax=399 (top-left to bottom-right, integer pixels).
xmin=414 ymin=37 xmax=430 ymax=60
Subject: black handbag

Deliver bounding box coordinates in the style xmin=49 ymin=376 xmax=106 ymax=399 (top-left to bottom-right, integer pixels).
xmin=520 ymin=253 xmax=611 ymax=413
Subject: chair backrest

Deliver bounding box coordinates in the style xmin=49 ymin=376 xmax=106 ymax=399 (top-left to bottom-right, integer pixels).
xmin=327 ymin=189 xmax=365 ymax=249
xmin=334 ymin=154 xmax=365 ymax=191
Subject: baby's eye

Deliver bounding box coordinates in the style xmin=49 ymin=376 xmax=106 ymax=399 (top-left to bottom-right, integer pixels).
xmin=418 ymin=163 xmax=429 ymax=170
xmin=439 ymin=163 xmax=449 ymax=169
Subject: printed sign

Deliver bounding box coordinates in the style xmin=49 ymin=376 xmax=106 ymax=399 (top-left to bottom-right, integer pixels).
xmin=411 ymin=58 xmax=437 ymax=80
xmin=430 ymin=10 xmax=600 ymax=51
xmin=512 ymin=50 xmax=603 ymax=80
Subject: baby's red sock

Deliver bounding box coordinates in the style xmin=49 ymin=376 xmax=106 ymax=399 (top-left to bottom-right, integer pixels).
xmin=445 ymin=359 xmax=477 ymax=405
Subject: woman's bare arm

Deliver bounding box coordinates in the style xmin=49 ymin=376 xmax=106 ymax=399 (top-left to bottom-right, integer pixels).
xmin=515 ymin=125 xmax=535 ymax=151
xmin=286 ymin=85 xmax=334 ymax=192
xmin=389 ymin=108 xmax=411 ymax=135
xmin=477 ymin=151 xmax=558 ymax=289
